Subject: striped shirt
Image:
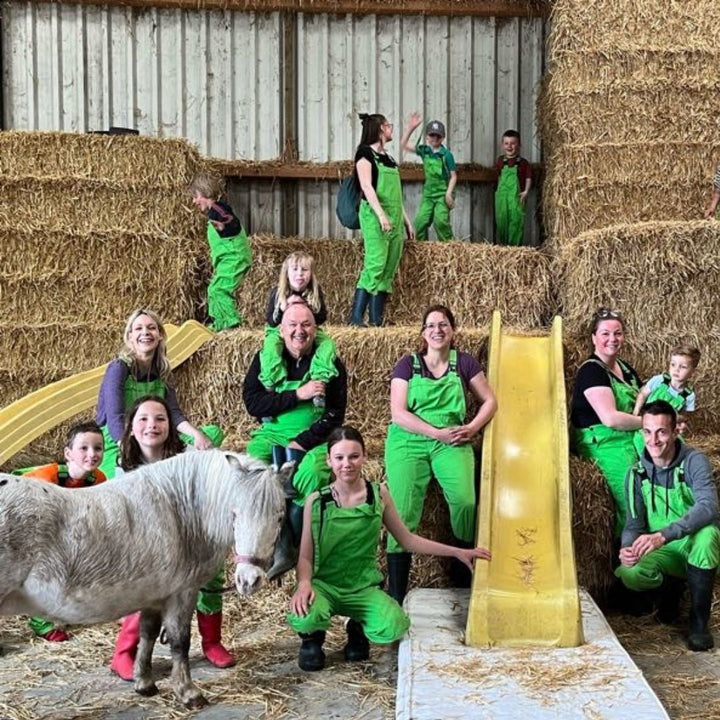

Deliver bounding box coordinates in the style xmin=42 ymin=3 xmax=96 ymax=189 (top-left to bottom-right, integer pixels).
xmin=714 ymin=164 xmax=720 ymax=190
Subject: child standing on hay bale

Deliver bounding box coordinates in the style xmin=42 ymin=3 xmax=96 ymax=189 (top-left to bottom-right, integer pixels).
xmin=632 ymin=344 xmax=700 ymax=454
xmin=494 ymin=129 xmax=531 ymax=246
xmin=286 ymin=426 xmax=491 ymax=672
xmin=400 ymin=112 xmax=457 ymax=241
xmin=260 ymin=251 xmax=337 ymax=409
xmin=703 ymin=164 xmax=720 ymax=219
xmin=349 ymin=112 xmax=415 ymax=327
xmin=96 ymin=309 xmax=224 ymax=479
xmin=189 ymin=172 xmax=252 ymax=331
xmin=110 ymin=396 xmax=235 ymax=680
xmin=19 ymin=421 xmax=106 ymax=642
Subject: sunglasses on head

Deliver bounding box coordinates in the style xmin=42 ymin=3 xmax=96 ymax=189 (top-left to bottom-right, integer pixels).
xmin=596 ymin=308 xmax=621 ymax=319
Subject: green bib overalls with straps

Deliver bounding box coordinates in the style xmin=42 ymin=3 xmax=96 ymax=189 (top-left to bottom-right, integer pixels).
xmin=414 ymin=145 xmax=453 ymax=241
xmin=385 ymin=350 xmax=476 ymax=553
xmin=573 ymin=357 xmax=640 ymax=535
xmin=246 ymin=368 xmax=332 ymax=503
xmin=494 ymin=157 xmax=525 ymax=246
xmin=286 ymin=482 xmax=410 ymax=643
xmin=357 ymin=150 xmax=405 ymax=295
xmin=616 ymin=462 xmax=720 ymax=591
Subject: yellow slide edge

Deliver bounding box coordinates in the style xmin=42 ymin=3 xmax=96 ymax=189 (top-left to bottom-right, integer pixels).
xmin=0 ymin=320 xmax=213 ymax=466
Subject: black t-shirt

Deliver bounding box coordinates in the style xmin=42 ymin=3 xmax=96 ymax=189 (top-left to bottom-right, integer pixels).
xmin=570 ymin=355 xmax=641 ymax=428
xmin=354 ymin=145 xmax=398 ymax=196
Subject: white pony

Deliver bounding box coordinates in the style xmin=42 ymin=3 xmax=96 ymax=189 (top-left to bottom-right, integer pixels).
xmin=0 ymin=450 xmax=289 ymax=708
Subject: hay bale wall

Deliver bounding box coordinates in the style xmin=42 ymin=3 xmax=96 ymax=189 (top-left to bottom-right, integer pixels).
xmin=238 ymin=236 xmax=555 ymax=330
xmin=541 ymin=0 xmax=720 ymax=247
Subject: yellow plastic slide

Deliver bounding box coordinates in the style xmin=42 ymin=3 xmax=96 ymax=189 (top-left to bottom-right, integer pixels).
xmin=0 ymin=320 xmax=213 ymax=466
xmin=466 ymin=311 xmax=584 ymax=648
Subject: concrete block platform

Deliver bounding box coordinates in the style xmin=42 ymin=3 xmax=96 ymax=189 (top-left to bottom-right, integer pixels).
xmin=397 ymin=588 xmax=669 ymax=720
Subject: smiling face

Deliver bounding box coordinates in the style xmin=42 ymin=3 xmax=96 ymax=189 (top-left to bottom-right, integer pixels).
xmin=64 ymin=432 xmax=104 ymax=479
xmin=131 ymin=400 xmax=170 ymax=458
xmin=327 ymin=439 xmax=366 ymax=484
xmin=641 ymin=412 xmax=678 ymax=466
xmin=422 ymin=310 xmax=455 ymax=352
xmin=502 ymin=135 xmax=520 ymax=158
xmin=280 ymin=303 xmax=316 ymax=358
xmin=591 ymin=319 xmax=624 ymax=361
xmin=126 ymin=313 xmax=162 ymax=360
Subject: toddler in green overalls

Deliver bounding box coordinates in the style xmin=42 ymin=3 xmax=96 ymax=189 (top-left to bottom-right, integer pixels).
xmin=494 ymin=129 xmax=531 ymax=246
xmin=189 ymin=172 xmax=252 ymax=331
xmin=286 ymin=426 xmax=491 ymax=672
xmin=632 ymin=344 xmax=700 ymax=455
xmin=400 ymin=112 xmax=457 ymax=241
xmin=703 ymin=163 xmax=720 ymax=219
xmin=259 ymin=251 xmax=338 ymax=408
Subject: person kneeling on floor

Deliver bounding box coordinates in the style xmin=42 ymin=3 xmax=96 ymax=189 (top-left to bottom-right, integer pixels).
xmin=286 ymin=426 xmax=490 ymax=671
xmin=616 ymin=400 xmax=720 ymax=651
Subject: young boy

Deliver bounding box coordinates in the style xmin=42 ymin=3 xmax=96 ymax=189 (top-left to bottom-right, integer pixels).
xmin=400 ymin=113 xmax=457 ymax=241
xmin=21 ymin=421 xmax=106 ymax=641
xmin=494 ymin=129 xmax=531 ymax=246
xmin=632 ymin=345 xmax=700 ymax=453
xmin=189 ymin=172 xmax=252 ymax=331
xmin=703 ymin=163 xmax=720 ymax=219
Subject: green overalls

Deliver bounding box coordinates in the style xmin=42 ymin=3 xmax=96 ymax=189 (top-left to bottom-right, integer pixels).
xmin=494 ymin=157 xmax=525 ymax=246
xmin=286 ymin=482 xmax=410 ymax=643
xmin=357 ymin=151 xmax=405 ymax=295
xmin=258 ymin=327 xmax=338 ymax=388
xmin=615 ymin=462 xmax=720 ymax=591
xmin=414 ymin=145 xmax=453 ymax=241
xmin=246 ymin=368 xmax=331 ymax=504
xmin=385 ymin=350 xmax=476 ymax=554
xmin=206 ymin=220 xmax=252 ymax=331
xmin=633 ymin=374 xmax=693 ymax=456
xmin=573 ymin=358 xmax=640 ymax=536
xmin=98 ymin=368 xmax=224 ymax=481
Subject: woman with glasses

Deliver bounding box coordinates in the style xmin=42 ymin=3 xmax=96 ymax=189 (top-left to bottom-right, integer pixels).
xmin=571 ymin=308 xmax=643 ymax=535
xmin=383 ymin=305 xmax=497 ymax=602
xmin=349 ymin=113 xmax=415 ymax=327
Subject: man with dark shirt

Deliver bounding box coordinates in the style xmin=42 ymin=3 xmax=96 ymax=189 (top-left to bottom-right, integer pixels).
xmin=243 ymin=303 xmax=347 ymax=578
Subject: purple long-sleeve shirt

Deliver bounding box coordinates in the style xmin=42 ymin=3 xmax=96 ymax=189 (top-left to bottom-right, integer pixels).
xmin=96 ymin=358 xmax=186 ymax=442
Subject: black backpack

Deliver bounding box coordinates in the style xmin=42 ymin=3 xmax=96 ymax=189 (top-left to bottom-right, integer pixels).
xmin=336 ymin=174 xmax=361 ymax=230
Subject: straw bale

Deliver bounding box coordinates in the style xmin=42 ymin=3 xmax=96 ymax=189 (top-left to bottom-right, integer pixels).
xmin=548 ymin=0 xmax=720 ymax=56
xmin=0 ymin=131 xmax=201 ymax=189
xmin=237 ymin=235 xmax=555 ymax=329
xmin=557 ymin=221 xmax=720 ymax=338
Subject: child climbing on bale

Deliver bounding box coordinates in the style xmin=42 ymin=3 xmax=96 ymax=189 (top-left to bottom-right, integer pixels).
xmin=494 ymin=130 xmax=531 ymax=246
xmin=703 ymin=163 xmax=720 ymax=219
xmin=260 ymin=251 xmax=337 ymax=409
xmin=633 ymin=344 xmax=700 ymax=440
xmin=400 ymin=112 xmax=457 ymax=241
xmin=21 ymin=421 xmax=106 ymax=641
xmin=286 ymin=426 xmax=491 ymax=672
xmin=189 ymin=172 xmax=252 ymax=331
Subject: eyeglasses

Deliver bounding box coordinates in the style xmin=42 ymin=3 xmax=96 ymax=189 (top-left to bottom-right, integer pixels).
xmin=423 ymin=322 xmax=451 ymax=331
xmin=596 ymin=309 xmax=621 ymax=319
xmin=382 ymin=122 xmax=394 ymax=129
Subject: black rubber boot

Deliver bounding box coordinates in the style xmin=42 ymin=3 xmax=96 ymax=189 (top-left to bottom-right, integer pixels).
xmin=687 ymin=565 xmax=716 ymax=651
xmin=387 ymin=552 xmax=412 ymax=604
xmin=368 ymin=292 xmax=387 ymax=327
xmin=271 ymin=445 xmax=286 ymax=470
xmin=344 ymin=619 xmax=370 ymax=662
xmin=349 ymin=288 xmax=370 ymax=326
xmin=607 ymin=579 xmax=654 ymax=617
xmin=298 ymin=631 xmax=326 ymax=671
xmin=655 ymin=575 xmax=686 ymax=625
xmin=449 ymin=538 xmax=473 ymax=589
xmin=267 ymin=500 xmax=305 ymax=581
xmin=283 ymin=448 xmax=306 ymax=499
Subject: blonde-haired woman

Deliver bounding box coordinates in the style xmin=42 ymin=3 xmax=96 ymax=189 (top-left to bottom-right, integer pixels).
xmin=96 ymin=308 xmax=223 ymax=478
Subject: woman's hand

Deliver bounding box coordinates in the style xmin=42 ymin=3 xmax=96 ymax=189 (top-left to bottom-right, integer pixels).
xmin=297 ymin=380 xmax=326 ymax=401
xmin=455 ymin=546 xmax=492 ymax=570
xmin=405 ymin=222 xmax=416 ymax=241
xmin=379 ymin=213 xmax=393 ymax=232
xmin=445 ymin=192 xmax=455 ymax=210
xmin=434 ymin=427 xmax=456 ymax=445
xmin=448 ymin=425 xmax=472 ymax=445
xmin=290 ymin=580 xmax=315 ymax=617
xmin=192 ymin=430 xmax=214 ymax=451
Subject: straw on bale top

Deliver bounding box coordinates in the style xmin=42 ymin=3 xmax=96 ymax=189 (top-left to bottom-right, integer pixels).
xmin=237 ymin=235 xmax=555 ymax=330
xmin=0 ymin=131 xmax=201 ymax=189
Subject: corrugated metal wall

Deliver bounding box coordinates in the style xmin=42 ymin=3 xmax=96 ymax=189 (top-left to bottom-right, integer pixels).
xmin=2 ymin=2 xmax=545 ymax=242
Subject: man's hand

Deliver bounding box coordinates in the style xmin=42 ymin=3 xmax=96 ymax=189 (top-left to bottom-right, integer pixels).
xmin=630 ymin=532 xmax=666 ymax=559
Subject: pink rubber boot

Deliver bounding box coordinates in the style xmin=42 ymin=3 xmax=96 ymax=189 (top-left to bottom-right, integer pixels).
xmin=110 ymin=612 xmax=140 ymax=681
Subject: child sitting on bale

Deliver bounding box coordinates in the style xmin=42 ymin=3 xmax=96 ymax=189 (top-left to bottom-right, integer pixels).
xmin=286 ymin=426 xmax=490 ymax=672
xmin=20 ymin=421 xmax=106 ymax=641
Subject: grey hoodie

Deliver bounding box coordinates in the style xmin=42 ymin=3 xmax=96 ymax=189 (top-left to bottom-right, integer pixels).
xmin=622 ymin=441 xmax=719 ymax=548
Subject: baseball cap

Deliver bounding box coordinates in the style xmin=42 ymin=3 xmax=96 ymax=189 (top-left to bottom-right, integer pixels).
xmin=426 ymin=120 xmax=445 ymax=137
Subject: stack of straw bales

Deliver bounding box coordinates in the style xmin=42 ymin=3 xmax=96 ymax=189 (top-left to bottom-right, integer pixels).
xmin=0 ymin=131 xmax=207 ymax=409
xmin=239 ymin=235 xmax=555 ymax=329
